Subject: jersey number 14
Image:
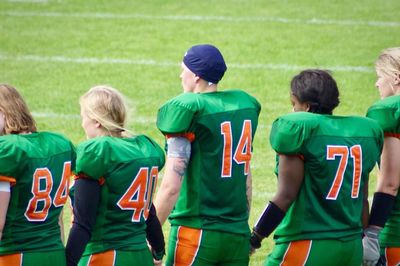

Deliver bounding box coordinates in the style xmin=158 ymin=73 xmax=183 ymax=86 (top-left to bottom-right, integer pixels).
xmin=221 ymin=120 xmax=252 ymax=178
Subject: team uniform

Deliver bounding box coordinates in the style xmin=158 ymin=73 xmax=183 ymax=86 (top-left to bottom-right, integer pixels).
xmin=157 ymin=90 xmax=261 ymax=266
xmin=73 ymin=135 xmax=165 ymax=266
xmin=0 ymin=132 xmax=76 ymax=266
xmin=366 ymin=95 xmax=400 ymax=266
xmin=266 ymin=112 xmax=383 ymax=266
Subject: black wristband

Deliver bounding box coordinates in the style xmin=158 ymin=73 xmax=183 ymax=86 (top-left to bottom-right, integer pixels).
xmin=253 ymin=201 xmax=286 ymax=238
xmin=250 ymin=231 xmax=263 ymax=249
xmin=152 ymin=249 xmax=165 ymax=261
xmin=369 ymin=192 xmax=396 ymax=227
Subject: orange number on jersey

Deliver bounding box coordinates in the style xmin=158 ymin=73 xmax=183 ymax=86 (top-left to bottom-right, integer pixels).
xmin=54 ymin=161 xmax=72 ymax=207
xmin=25 ymin=168 xmax=53 ymax=221
xmin=25 ymin=162 xmax=72 ymax=222
xmin=117 ymin=167 xmax=159 ymax=222
xmin=220 ymin=120 xmax=253 ymax=178
xmin=326 ymin=145 xmax=362 ymax=200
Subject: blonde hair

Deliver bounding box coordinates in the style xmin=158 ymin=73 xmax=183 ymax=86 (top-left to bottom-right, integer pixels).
xmin=375 ymin=47 xmax=400 ymax=78
xmin=0 ymin=84 xmax=37 ymax=134
xmin=80 ymin=85 xmax=130 ymax=137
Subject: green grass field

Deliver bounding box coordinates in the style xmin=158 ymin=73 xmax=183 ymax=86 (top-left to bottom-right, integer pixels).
xmin=1 ymin=0 xmax=399 ymax=264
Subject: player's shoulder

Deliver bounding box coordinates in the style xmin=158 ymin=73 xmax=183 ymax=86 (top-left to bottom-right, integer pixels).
xmin=161 ymin=92 xmax=201 ymax=111
xmin=367 ymin=95 xmax=400 ymax=132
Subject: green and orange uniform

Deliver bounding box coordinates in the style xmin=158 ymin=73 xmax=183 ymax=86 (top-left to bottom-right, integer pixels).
xmin=367 ymin=95 xmax=400 ymax=266
xmin=267 ymin=112 xmax=383 ymax=266
xmin=157 ymin=90 xmax=261 ymax=266
xmin=0 ymin=132 xmax=76 ymax=266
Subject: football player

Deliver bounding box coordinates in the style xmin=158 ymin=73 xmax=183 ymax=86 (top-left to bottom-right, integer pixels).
xmin=363 ymin=47 xmax=400 ymax=266
xmin=250 ymin=70 xmax=383 ymax=266
xmin=0 ymin=84 xmax=76 ymax=266
xmin=154 ymin=44 xmax=261 ymax=266
xmin=65 ymin=85 xmax=165 ymax=266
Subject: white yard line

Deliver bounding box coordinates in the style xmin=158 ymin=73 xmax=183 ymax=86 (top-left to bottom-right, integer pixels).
xmin=1 ymin=11 xmax=399 ymax=27
xmin=0 ymin=54 xmax=374 ymax=73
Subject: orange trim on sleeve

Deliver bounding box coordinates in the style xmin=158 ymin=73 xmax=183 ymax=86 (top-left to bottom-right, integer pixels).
xmin=385 ymin=132 xmax=400 ymax=139
xmin=281 ymin=240 xmax=312 ymax=266
xmin=0 ymin=253 xmax=23 ymax=265
xmin=385 ymin=247 xmax=400 ymax=266
xmin=88 ymin=250 xmax=116 ymax=266
xmin=174 ymin=226 xmax=202 ymax=266
xmin=0 ymin=175 xmax=16 ymax=186
xmin=166 ymin=133 xmax=196 ymax=143
xmin=74 ymin=174 xmax=105 ymax=186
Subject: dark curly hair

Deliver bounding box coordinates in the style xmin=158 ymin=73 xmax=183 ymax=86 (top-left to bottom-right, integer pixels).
xmin=290 ymin=69 xmax=340 ymax=114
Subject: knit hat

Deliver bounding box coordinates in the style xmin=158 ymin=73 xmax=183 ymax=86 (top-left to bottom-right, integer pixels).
xmin=183 ymin=44 xmax=227 ymax=84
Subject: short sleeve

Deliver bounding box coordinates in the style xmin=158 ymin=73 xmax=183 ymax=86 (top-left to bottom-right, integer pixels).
xmin=75 ymin=140 xmax=108 ymax=181
xmin=269 ymin=116 xmax=308 ymax=155
xmin=0 ymin=138 xmax=24 ymax=181
xmin=367 ymin=105 xmax=400 ymax=135
xmin=156 ymin=94 xmax=198 ymax=134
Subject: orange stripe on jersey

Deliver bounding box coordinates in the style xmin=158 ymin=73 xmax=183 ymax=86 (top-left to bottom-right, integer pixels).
xmin=385 ymin=132 xmax=400 ymax=138
xmin=0 ymin=175 xmax=16 ymax=186
xmin=281 ymin=240 xmax=312 ymax=266
xmin=385 ymin=247 xmax=400 ymax=266
xmin=174 ymin=226 xmax=202 ymax=266
xmin=88 ymin=250 xmax=116 ymax=266
xmin=0 ymin=253 xmax=23 ymax=266
xmin=73 ymin=174 xmax=105 ymax=186
xmin=166 ymin=133 xmax=196 ymax=142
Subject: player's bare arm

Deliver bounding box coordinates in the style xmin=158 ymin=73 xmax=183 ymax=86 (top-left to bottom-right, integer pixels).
xmin=376 ymin=137 xmax=400 ymax=196
xmin=0 ymin=188 xmax=11 ymax=241
xmin=154 ymin=137 xmax=191 ymax=225
xmin=250 ymin=155 xmax=304 ymax=251
xmin=246 ymin=168 xmax=252 ymax=212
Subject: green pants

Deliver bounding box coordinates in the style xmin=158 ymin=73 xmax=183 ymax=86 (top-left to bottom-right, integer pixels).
xmin=266 ymin=238 xmax=362 ymax=266
xmin=0 ymin=250 xmax=66 ymax=266
xmin=166 ymin=225 xmax=249 ymax=266
xmin=79 ymin=248 xmax=153 ymax=266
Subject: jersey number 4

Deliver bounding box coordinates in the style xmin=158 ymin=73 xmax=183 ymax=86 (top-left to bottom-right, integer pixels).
xmin=25 ymin=161 xmax=72 ymax=222
xmin=326 ymin=145 xmax=362 ymax=200
xmin=221 ymin=120 xmax=252 ymax=178
xmin=117 ymin=167 xmax=158 ymax=222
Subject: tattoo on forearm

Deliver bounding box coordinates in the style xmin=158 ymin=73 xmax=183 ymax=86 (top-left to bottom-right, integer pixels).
xmin=173 ymin=158 xmax=189 ymax=181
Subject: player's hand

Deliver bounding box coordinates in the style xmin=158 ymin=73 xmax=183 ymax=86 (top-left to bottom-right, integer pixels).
xmin=362 ymin=226 xmax=381 ymax=266
xmin=249 ymin=231 xmax=263 ymax=255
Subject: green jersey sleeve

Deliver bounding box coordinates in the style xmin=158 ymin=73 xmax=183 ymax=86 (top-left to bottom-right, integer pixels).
xmin=75 ymin=139 xmax=108 ymax=181
xmin=0 ymin=136 xmax=25 ymax=179
xmin=157 ymin=93 xmax=199 ymax=134
xmin=269 ymin=113 xmax=310 ymax=155
xmin=366 ymin=96 xmax=400 ymax=135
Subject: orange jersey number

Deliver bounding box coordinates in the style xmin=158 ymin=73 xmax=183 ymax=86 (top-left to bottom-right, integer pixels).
xmin=25 ymin=161 xmax=72 ymax=221
xmin=221 ymin=120 xmax=252 ymax=178
xmin=117 ymin=167 xmax=158 ymax=222
xmin=326 ymin=145 xmax=362 ymax=200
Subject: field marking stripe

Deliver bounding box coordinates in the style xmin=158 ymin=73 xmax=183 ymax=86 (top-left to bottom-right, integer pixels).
xmin=1 ymin=11 xmax=399 ymax=27
xmin=31 ymin=112 xmax=156 ymax=123
xmin=0 ymin=54 xmax=373 ymax=73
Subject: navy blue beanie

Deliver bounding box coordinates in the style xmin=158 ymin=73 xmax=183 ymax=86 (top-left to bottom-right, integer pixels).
xmin=183 ymin=44 xmax=227 ymax=84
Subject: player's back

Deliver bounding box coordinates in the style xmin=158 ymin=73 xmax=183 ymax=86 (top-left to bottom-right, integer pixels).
xmin=0 ymin=132 xmax=75 ymax=254
xmin=157 ymin=90 xmax=261 ymax=235
xmin=270 ymin=112 xmax=383 ymax=243
xmin=74 ymin=135 xmax=165 ymax=254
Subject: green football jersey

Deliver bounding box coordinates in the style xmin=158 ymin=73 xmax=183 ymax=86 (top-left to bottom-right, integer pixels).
xmin=367 ymin=95 xmax=400 ymax=247
xmin=0 ymin=132 xmax=76 ymax=254
xmin=269 ymin=112 xmax=383 ymax=243
xmin=157 ymin=90 xmax=261 ymax=236
xmin=74 ymin=135 xmax=165 ymax=255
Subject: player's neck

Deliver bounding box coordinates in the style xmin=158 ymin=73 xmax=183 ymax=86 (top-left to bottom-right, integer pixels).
xmin=194 ymin=82 xmax=218 ymax=93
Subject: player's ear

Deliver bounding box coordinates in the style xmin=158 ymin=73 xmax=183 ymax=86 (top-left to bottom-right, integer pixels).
xmin=95 ymin=121 xmax=102 ymax=128
xmin=394 ymin=72 xmax=400 ymax=85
